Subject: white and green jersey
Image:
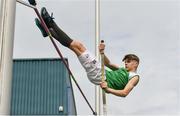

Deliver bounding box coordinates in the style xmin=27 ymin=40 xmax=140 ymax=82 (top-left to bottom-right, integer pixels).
xmin=105 ymin=68 xmax=139 ymax=90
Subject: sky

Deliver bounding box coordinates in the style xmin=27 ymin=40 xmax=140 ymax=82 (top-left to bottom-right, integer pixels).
xmin=14 ymin=0 xmax=180 ymax=115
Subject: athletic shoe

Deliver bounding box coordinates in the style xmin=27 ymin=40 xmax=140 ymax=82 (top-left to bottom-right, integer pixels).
xmin=41 ymin=7 xmax=54 ymax=28
xmin=35 ymin=18 xmax=48 ymax=37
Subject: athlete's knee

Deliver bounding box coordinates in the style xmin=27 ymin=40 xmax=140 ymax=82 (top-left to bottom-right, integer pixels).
xmin=70 ymin=40 xmax=85 ymax=49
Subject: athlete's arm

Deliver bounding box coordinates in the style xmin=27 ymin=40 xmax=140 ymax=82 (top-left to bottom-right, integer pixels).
xmin=104 ymin=54 xmax=119 ymax=70
xmin=100 ymin=76 xmax=139 ymax=97
xmin=99 ymin=43 xmax=119 ymax=70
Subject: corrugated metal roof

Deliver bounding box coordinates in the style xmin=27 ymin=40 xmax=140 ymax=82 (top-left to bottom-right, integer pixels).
xmin=11 ymin=58 xmax=76 ymax=115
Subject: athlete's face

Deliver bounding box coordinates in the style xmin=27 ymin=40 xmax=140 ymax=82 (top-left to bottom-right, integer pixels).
xmin=124 ymin=59 xmax=138 ymax=71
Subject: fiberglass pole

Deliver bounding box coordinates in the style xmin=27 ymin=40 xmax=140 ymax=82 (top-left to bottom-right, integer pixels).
xmin=0 ymin=0 xmax=16 ymax=114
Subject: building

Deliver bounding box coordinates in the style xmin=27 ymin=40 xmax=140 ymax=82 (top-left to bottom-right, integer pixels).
xmin=11 ymin=58 xmax=76 ymax=115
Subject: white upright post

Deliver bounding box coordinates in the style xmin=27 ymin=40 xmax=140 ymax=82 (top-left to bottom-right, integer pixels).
xmin=95 ymin=0 xmax=102 ymax=115
xmin=0 ymin=0 xmax=16 ymax=114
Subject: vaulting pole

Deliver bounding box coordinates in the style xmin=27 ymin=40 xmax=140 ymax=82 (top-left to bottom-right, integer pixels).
xmin=95 ymin=0 xmax=101 ymax=115
xmin=100 ymin=40 xmax=107 ymax=115
xmin=0 ymin=0 xmax=16 ymax=114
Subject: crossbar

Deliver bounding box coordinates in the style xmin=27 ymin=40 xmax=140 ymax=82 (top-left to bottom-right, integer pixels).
xmin=16 ymin=0 xmax=36 ymax=9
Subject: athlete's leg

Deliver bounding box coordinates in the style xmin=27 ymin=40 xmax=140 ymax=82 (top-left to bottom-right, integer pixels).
xmin=69 ymin=40 xmax=87 ymax=56
xmin=40 ymin=7 xmax=86 ymax=56
xmin=41 ymin=7 xmax=73 ymax=47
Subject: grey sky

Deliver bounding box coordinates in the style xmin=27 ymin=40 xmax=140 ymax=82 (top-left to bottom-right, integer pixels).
xmin=14 ymin=0 xmax=180 ymax=115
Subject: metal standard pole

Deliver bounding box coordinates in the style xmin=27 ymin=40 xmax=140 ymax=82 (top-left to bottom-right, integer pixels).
xmin=0 ymin=0 xmax=16 ymax=114
xmin=95 ymin=0 xmax=101 ymax=115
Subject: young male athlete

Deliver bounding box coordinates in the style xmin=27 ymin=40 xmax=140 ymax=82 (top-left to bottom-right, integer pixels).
xmin=35 ymin=7 xmax=140 ymax=97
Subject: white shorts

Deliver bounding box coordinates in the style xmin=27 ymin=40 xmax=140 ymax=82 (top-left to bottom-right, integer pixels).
xmin=78 ymin=50 xmax=106 ymax=85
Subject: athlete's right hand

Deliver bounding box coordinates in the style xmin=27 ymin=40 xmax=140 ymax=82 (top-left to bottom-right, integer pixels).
xmin=99 ymin=42 xmax=105 ymax=54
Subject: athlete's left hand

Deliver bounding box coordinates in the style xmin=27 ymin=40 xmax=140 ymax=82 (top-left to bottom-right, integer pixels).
xmin=100 ymin=81 xmax=108 ymax=89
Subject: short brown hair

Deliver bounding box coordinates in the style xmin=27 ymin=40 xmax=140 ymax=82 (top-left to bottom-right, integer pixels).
xmin=122 ymin=54 xmax=139 ymax=63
